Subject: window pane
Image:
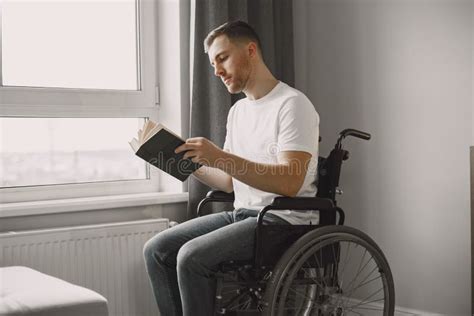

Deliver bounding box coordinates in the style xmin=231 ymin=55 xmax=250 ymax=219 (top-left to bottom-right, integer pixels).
xmin=1 ymin=0 xmax=139 ymax=90
xmin=0 ymin=118 xmax=147 ymax=188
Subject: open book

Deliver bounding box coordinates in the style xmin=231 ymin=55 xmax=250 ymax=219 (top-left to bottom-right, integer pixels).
xmin=129 ymin=120 xmax=201 ymax=181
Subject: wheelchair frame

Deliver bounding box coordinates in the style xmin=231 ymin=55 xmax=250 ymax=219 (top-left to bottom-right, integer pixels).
xmin=197 ymin=129 xmax=395 ymax=316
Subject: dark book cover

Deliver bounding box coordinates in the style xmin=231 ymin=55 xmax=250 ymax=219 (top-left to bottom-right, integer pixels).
xmin=134 ymin=128 xmax=201 ymax=182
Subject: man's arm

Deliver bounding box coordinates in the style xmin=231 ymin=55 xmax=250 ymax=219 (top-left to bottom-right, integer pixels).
xmin=216 ymin=150 xmax=311 ymax=197
xmin=192 ymin=165 xmax=234 ymax=193
xmin=175 ymin=137 xmax=311 ymax=197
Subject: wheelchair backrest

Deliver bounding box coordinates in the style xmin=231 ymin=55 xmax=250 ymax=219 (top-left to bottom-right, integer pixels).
xmin=315 ymin=148 xmax=346 ymax=205
xmin=315 ymin=129 xmax=370 ymax=204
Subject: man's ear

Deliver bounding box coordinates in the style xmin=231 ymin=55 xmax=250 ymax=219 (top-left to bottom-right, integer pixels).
xmin=247 ymin=42 xmax=258 ymax=58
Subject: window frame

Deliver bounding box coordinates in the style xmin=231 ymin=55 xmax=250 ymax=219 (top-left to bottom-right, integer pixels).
xmin=0 ymin=0 xmax=163 ymax=204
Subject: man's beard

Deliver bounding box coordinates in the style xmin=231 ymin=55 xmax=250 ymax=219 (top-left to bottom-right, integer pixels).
xmin=227 ymin=80 xmax=244 ymax=94
xmin=224 ymin=57 xmax=252 ymax=93
xmin=228 ymin=69 xmax=250 ymax=94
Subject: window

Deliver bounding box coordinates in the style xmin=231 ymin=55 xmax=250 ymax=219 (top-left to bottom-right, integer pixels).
xmin=2 ymin=0 xmax=139 ymax=90
xmin=0 ymin=0 xmax=160 ymax=204
xmin=0 ymin=118 xmax=147 ymax=187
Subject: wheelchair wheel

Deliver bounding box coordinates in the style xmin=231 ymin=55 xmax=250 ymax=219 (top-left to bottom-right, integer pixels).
xmin=263 ymin=225 xmax=395 ymax=316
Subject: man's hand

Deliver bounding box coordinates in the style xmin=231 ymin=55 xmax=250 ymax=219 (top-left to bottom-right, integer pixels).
xmin=175 ymin=137 xmax=226 ymax=168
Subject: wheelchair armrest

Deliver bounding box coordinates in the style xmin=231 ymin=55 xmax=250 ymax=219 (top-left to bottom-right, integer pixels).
xmin=205 ymin=190 xmax=235 ymax=200
xmin=269 ymin=196 xmax=334 ymax=210
xmin=257 ymin=196 xmax=343 ymax=227
xmin=197 ymin=190 xmax=235 ymax=217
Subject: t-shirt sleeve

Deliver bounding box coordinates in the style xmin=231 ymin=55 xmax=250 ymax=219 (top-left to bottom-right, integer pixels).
xmin=223 ymin=106 xmax=234 ymax=152
xmin=277 ymin=96 xmax=319 ymax=155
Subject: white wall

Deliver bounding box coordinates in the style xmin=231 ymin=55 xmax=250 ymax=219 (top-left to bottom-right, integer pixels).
xmin=294 ymin=0 xmax=472 ymax=314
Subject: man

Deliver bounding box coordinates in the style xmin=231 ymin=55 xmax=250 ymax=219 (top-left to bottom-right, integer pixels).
xmin=143 ymin=20 xmax=319 ymax=316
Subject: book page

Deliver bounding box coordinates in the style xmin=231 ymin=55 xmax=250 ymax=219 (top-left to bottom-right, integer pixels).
xmin=139 ymin=120 xmax=150 ymax=145
xmin=138 ymin=129 xmax=144 ymax=144
xmin=129 ymin=138 xmax=140 ymax=152
xmin=143 ymin=123 xmax=185 ymax=144
xmin=143 ymin=120 xmax=157 ymax=141
xmin=143 ymin=123 xmax=164 ymax=143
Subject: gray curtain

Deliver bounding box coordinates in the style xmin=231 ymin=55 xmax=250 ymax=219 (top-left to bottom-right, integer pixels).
xmin=187 ymin=0 xmax=295 ymax=219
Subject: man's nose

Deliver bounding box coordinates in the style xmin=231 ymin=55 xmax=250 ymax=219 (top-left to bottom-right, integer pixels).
xmin=214 ymin=65 xmax=224 ymax=77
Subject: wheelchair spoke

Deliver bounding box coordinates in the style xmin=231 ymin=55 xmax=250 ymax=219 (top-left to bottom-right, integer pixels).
xmin=349 ymin=274 xmax=382 ymax=295
xmin=331 ymin=242 xmax=340 ymax=287
xmin=344 ymin=287 xmax=385 ymax=312
xmin=219 ymin=286 xmax=262 ymax=312
xmin=338 ymin=241 xmax=353 ymax=291
xmin=302 ymin=272 xmax=326 ymax=290
xmin=310 ymin=252 xmax=328 ymax=289
xmin=348 ymin=302 xmax=385 ymax=311
xmin=344 ymin=298 xmax=386 ymax=315
xmin=287 ymin=284 xmax=316 ymax=302
xmin=340 ymin=309 xmax=364 ymax=316
xmin=342 ymin=259 xmax=377 ymax=298
xmin=345 ymin=248 xmax=369 ymax=289
xmin=343 ymin=264 xmax=379 ymax=299
xmin=228 ymin=295 xmax=253 ymax=311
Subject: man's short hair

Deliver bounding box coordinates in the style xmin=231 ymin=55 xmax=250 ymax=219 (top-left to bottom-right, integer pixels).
xmin=203 ymin=20 xmax=262 ymax=54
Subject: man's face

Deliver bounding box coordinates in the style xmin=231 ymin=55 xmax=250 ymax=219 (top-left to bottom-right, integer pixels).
xmin=208 ymin=35 xmax=252 ymax=94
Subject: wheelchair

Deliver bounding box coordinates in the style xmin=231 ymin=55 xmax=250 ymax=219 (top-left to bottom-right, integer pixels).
xmin=197 ymin=129 xmax=395 ymax=315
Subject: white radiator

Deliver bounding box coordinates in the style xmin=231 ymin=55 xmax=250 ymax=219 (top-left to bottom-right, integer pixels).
xmin=0 ymin=219 xmax=168 ymax=316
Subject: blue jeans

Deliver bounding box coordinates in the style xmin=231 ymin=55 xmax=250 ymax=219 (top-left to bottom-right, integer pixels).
xmin=143 ymin=209 xmax=286 ymax=316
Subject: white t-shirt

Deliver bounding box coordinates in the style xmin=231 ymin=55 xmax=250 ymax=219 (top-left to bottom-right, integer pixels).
xmin=223 ymin=81 xmax=320 ymax=225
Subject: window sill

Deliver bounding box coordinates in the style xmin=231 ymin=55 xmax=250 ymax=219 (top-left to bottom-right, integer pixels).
xmin=0 ymin=192 xmax=189 ymax=218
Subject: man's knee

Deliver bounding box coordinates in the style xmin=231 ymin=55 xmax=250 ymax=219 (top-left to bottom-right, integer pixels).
xmin=143 ymin=230 xmax=177 ymax=266
xmin=143 ymin=238 xmax=156 ymax=261
xmin=177 ymin=240 xmax=215 ymax=277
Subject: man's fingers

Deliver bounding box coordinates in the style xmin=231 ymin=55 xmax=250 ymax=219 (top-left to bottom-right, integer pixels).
xmin=186 ymin=137 xmax=204 ymax=143
xmin=174 ymin=145 xmax=185 ymax=154
xmin=175 ymin=143 xmax=193 ymax=153
xmin=183 ymin=150 xmax=197 ymax=160
xmin=175 ymin=136 xmax=208 ymax=153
